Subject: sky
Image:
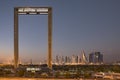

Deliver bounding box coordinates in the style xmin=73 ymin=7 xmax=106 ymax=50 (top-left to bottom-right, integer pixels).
xmin=0 ymin=0 xmax=120 ymax=64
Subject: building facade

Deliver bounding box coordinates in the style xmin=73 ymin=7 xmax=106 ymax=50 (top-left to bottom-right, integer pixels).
xmin=89 ymin=52 xmax=103 ymax=64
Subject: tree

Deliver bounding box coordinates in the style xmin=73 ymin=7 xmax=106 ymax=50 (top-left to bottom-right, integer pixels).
xmin=17 ymin=70 xmax=25 ymax=77
xmin=41 ymin=73 xmax=48 ymax=78
xmin=55 ymin=71 xmax=60 ymax=78
xmin=65 ymin=71 xmax=71 ymax=78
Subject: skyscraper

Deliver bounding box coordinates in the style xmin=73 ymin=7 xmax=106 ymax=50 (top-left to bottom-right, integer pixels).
xmin=89 ymin=52 xmax=103 ymax=64
xmin=56 ymin=55 xmax=59 ymax=65
xmin=71 ymin=55 xmax=76 ymax=64
xmin=81 ymin=50 xmax=88 ymax=64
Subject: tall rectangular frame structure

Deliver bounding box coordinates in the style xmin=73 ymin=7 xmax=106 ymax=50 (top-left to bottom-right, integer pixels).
xmin=14 ymin=7 xmax=52 ymax=69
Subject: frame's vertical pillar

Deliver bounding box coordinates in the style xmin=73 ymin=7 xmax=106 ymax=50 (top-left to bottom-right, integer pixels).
xmin=14 ymin=8 xmax=19 ymax=69
xmin=48 ymin=8 xmax=52 ymax=69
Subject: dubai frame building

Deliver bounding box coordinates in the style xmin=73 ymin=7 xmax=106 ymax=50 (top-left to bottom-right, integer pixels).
xmin=14 ymin=7 xmax=52 ymax=69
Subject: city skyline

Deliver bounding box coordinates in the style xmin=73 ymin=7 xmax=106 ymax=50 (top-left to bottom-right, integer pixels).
xmin=0 ymin=0 xmax=120 ymax=63
xmin=2 ymin=50 xmax=103 ymax=65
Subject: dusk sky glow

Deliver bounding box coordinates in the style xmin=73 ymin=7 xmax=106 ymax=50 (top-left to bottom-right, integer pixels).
xmin=0 ymin=0 xmax=120 ymax=63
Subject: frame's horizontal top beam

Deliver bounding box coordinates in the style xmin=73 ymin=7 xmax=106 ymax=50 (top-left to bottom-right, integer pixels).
xmin=15 ymin=7 xmax=51 ymax=14
xmin=15 ymin=7 xmax=51 ymax=8
xmin=18 ymin=12 xmax=48 ymax=15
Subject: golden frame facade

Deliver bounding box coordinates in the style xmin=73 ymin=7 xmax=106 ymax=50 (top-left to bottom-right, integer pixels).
xmin=14 ymin=7 xmax=52 ymax=69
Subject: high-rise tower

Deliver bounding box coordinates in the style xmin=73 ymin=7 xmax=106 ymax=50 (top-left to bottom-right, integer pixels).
xmin=89 ymin=52 xmax=103 ymax=64
xmin=81 ymin=50 xmax=88 ymax=64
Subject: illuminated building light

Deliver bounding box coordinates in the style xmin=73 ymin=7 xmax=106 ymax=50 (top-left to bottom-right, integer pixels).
xmin=18 ymin=8 xmax=48 ymax=13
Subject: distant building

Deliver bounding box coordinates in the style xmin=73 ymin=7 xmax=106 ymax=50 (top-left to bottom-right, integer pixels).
xmin=65 ymin=56 xmax=68 ymax=63
xmin=62 ymin=56 xmax=65 ymax=64
xmin=64 ymin=56 xmax=71 ymax=65
xmin=89 ymin=53 xmax=94 ymax=63
xmin=81 ymin=50 xmax=88 ymax=64
xmin=59 ymin=56 xmax=62 ymax=65
xmin=78 ymin=55 xmax=81 ymax=64
xmin=55 ymin=55 xmax=59 ymax=65
xmin=89 ymin=52 xmax=103 ymax=64
xmin=76 ymin=55 xmax=79 ymax=63
xmin=67 ymin=56 xmax=71 ymax=64
xmin=71 ymin=55 xmax=76 ymax=64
